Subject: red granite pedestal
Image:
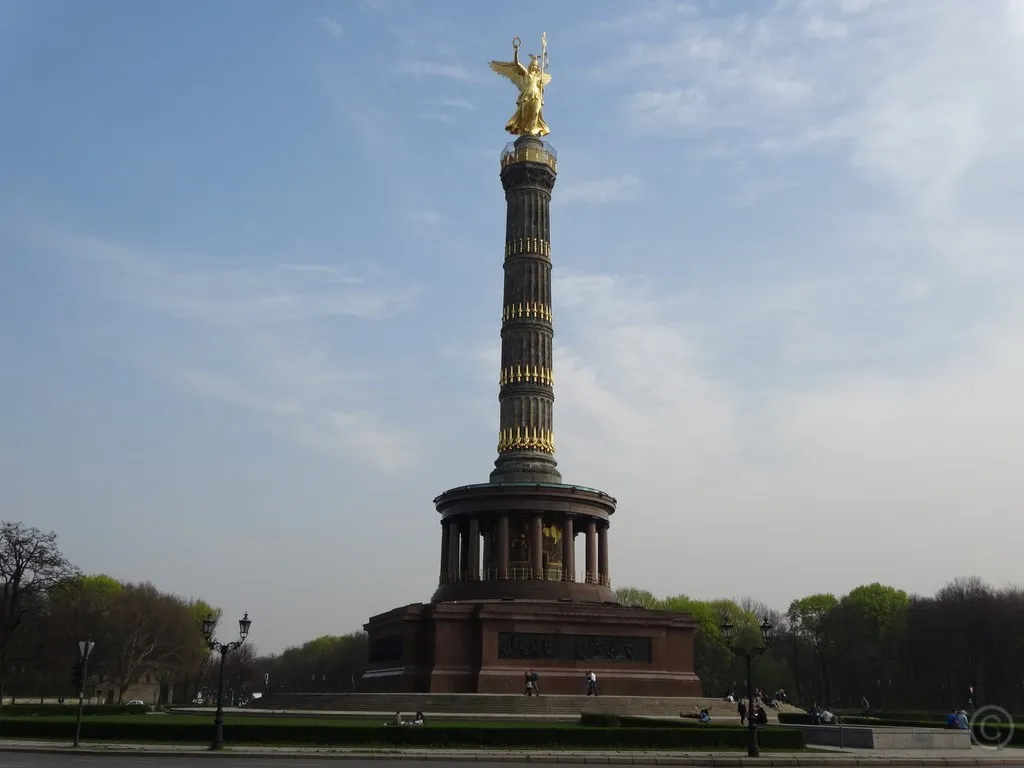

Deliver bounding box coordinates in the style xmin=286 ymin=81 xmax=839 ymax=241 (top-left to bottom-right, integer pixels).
xmin=361 ymin=599 xmax=701 ymax=696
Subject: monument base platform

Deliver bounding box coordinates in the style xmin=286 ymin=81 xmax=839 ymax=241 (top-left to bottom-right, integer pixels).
xmin=255 ymin=694 xmax=749 ymax=720
xmin=359 ymin=599 xmax=701 ymax=697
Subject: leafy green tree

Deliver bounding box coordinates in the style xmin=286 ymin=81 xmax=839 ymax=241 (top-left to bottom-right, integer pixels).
xmin=845 ymin=583 xmax=910 ymax=634
xmin=616 ymin=587 xmax=762 ymax=697
xmin=787 ymin=593 xmax=838 ymax=704
xmin=258 ymin=633 xmax=369 ymax=694
xmin=615 ymin=587 xmax=659 ymax=608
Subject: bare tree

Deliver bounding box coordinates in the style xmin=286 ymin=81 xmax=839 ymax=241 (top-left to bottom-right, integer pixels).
xmin=203 ymin=643 xmax=257 ymax=701
xmin=99 ymin=582 xmax=202 ymax=702
xmin=0 ymin=522 xmax=79 ymax=699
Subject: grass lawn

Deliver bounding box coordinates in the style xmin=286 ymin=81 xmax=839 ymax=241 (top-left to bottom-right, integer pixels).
xmin=0 ymin=714 xmax=576 ymax=728
xmin=0 ymin=715 xmax=806 ymax=750
xmin=0 ymin=714 xmax=793 ymax=729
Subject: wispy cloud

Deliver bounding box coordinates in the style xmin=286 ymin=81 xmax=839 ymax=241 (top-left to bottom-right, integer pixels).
xmin=606 ymin=2 xmax=1024 ymax=209
xmin=803 ymin=16 xmax=847 ymax=40
xmin=534 ymin=1 xmax=1024 ymax=597
xmin=437 ymin=98 xmax=475 ymax=111
xmin=417 ymin=111 xmax=455 ymax=126
xmin=556 ymin=176 xmax=642 ymax=205
xmin=26 ymin=228 xmax=423 ymax=473
xmin=728 ymin=176 xmax=798 ymax=207
xmin=396 ymin=60 xmax=476 ymax=82
xmin=316 ymin=16 xmax=344 ymax=40
xmin=40 ymin=232 xmax=415 ymax=325
xmin=417 ymin=97 xmax=476 ymax=126
xmin=627 ymin=88 xmax=710 ymax=134
xmin=457 ymin=261 xmax=1024 ymax=602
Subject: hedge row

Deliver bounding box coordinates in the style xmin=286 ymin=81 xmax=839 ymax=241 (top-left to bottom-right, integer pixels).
xmin=580 ymin=713 xmax=767 ymax=731
xmin=0 ymin=718 xmax=805 ymax=749
xmin=0 ymin=704 xmax=147 ymax=717
xmin=778 ymin=713 xmax=835 ymax=725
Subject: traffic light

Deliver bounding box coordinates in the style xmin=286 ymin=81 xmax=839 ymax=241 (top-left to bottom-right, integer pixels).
xmin=71 ymin=662 xmax=83 ymax=690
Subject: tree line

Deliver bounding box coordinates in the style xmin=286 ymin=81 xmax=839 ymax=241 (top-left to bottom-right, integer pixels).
xmin=4 ymin=520 xmax=1020 ymax=711
xmin=0 ymin=522 xmax=223 ymax=703
xmin=237 ymin=576 xmax=1024 ymax=714
xmin=0 ymin=521 xmax=369 ymax=704
xmin=617 ymin=576 xmax=1024 ymax=712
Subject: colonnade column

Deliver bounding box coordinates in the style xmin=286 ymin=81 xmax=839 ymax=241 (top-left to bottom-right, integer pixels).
xmin=459 ymin=521 xmax=470 ymax=579
xmin=498 ymin=515 xmax=510 ymax=580
xmin=446 ymin=519 xmax=460 ymax=582
xmin=439 ymin=523 xmax=451 ymax=583
xmin=562 ymin=517 xmax=574 ymax=581
xmin=598 ymin=521 xmax=609 ymax=586
xmin=468 ymin=517 xmax=480 ymax=581
xmin=531 ymin=514 xmax=544 ymax=580
xmin=482 ymin=524 xmax=492 ymax=578
xmin=585 ymin=520 xmax=597 ymax=584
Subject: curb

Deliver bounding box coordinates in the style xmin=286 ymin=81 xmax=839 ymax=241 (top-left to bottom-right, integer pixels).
xmin=0 ymin=746 xmax=1022 ymax=765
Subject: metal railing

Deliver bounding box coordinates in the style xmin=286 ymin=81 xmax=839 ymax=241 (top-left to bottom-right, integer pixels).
xmin=500 ymin=141 xmax=557 ymax=172
xmin=438 ymin=567 xmax=611 ymax=587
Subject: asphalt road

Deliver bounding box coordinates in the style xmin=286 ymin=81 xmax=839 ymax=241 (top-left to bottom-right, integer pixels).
xmin=0 ymin=757 xmax=583 ymax=768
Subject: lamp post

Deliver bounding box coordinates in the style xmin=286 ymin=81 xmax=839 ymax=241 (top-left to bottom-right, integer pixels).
xmin=721 ymin=616 xmax=774 ymax=758
xmin=73 ymin=637 xmax=95 ymax=748
xmin=200 ymin=612 xmax=251 ymax=751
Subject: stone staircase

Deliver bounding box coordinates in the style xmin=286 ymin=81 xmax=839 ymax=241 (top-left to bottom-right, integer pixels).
xmin=260 ymin=693 xmax=800 ymax=721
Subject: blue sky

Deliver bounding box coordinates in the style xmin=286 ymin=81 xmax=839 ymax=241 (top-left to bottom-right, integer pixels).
xmin=2 ymin=0 xmax=1023 ymax=653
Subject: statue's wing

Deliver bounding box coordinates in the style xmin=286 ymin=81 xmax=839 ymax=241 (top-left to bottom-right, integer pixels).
xmin=488 ymin=59 xmax=529 ymax=90
xmin=539 ymin=72 xmax=552 ymax=87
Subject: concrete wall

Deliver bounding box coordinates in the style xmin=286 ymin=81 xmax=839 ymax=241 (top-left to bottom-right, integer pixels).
xmin=872 ymin=726 xmax=972 ymax=750
xmin=790 ymin=724 xmax=972 ymax=750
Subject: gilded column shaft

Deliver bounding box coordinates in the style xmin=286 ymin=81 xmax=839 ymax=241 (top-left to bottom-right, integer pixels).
xmin=491 ymin=134 xmax=561 ymax=483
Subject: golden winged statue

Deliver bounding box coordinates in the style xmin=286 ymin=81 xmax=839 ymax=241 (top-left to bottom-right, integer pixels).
xmin=488 ymin=34 xmax=552 ymax=137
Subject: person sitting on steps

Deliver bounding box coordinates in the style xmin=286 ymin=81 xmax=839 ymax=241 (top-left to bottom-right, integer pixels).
xmin=680 ymin=704 xmax=713 ymax=720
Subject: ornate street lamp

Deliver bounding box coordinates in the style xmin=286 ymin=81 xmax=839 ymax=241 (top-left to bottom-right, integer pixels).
xmin=201 ymin=612 xmax=251 ymax=751
xmin=73 ymin=637 xmax=95 ymax=748
xmin=721 ymin=616 xmax=774 ymax=758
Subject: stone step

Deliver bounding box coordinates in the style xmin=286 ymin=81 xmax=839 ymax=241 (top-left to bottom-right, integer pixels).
xmin=261 ymin=693 xmax=801 ymax=720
